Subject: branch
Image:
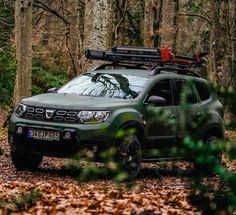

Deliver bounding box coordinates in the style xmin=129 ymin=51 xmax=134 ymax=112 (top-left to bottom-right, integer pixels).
xmin=33 ymin=0 xmax=69 ymax=25
xmin=178 ymin=13 xmax=212 ymax=26
xmin=115 ymin=0 xmax=128 ymax=45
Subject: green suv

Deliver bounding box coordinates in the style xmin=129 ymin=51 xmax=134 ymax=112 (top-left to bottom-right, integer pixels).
xmin=8 ymin=47 xmax=224 ymax=178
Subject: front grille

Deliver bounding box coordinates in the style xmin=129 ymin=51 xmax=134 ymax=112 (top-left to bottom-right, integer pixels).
xmin=24 ymin=106 xmax=80 ymax=123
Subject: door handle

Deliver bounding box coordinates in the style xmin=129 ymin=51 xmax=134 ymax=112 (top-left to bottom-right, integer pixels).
xmin=194 ymin=112 xmax=202 ymax=119
xmin=170 ymin=114 xmax=177 ymax=119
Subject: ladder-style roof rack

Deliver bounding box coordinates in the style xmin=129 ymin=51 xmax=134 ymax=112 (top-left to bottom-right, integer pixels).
xmin=85 ymin=46 xmax=206 ymax=77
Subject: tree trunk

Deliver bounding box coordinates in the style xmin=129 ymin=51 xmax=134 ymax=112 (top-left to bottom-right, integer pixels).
xmin=208 ymin=0 xmax=232 ymax=87
xmin=159 ymin=0 xmax=178 ymax=50
xmin=233 ymin=0 xmax=236 ymax=88
xmin=67 ymin=0 xmax=80 ymax=78
xmin=14 ymin=0 xmax=33 ymax=107
xmin=144 ymin=0 xmax=154 ymax=47
xmin=83 ymin=0 xmax=113 ymax=72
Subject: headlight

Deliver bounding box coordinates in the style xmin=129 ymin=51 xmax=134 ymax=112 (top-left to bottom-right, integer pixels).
xmin=15 ymin=103 xmax=27 ymax=117
xmin=78 ymin=111 xmax=109 ymax=124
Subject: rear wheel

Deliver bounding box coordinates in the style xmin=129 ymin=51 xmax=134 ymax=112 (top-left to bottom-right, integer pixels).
xmin=11 ymin=148 xmax=43 ymax=171
xmin=116 ymin=134 xmax=142 ymax=180
xmin=194 ymin=135 xmax=222 ymax=175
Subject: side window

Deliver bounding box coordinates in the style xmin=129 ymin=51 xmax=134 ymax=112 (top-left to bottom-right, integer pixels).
xmin=148 ymin=79 xmax=173 ymax=106
xmin=175 ymin=80 xmax=198 ymax=105
xmin=194 ymin=81 xmax=211 ymax=101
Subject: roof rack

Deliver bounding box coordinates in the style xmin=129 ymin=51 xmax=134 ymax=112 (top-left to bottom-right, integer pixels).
xmin=85 ymin=46 xmax=207 ymax=68
xmin=151 ymin=67 xmax=200 ymax=78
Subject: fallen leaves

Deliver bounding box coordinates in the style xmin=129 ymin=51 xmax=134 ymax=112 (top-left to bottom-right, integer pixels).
xmin=0 ymin=128 xmax=235 ymax=214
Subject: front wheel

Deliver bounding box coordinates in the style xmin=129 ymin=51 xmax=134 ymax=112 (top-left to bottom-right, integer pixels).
xmin=11 ymin=148 xmax=43 ymax=171
xmin=116 ymin=134 xmax=142 ymax=180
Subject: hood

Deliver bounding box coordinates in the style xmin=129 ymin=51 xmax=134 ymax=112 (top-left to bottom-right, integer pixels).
xmin=21 ymin=93 xmax=135 ymax=110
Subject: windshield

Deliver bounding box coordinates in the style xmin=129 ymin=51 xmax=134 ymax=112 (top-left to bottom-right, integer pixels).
xmin=57 ymin=73 xmax=149 ymax=99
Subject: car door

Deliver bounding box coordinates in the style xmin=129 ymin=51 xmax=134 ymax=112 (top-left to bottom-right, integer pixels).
xmin=173 ymin=79 xmax=202 ymax=153
xmin=144 ymin=79 xmax=178 ymax=156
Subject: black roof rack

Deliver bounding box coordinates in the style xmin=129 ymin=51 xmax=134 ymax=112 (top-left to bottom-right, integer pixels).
xmin=151 ymin=67 xmax=200 ymax=78
xmin=86 ymin=46 xmax=206 ymax=67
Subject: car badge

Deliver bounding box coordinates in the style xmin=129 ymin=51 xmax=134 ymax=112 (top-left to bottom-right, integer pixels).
xmin=46 ymin=110 xmax=55 ymax=119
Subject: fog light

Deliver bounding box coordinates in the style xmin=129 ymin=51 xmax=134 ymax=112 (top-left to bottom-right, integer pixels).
xmin=16 ymin=126 xmax=23 ymax=134
xmin=64 ymin=131 xmax=71 ymax=140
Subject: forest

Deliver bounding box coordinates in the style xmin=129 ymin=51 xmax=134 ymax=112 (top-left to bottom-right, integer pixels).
xmin=0 ymin=0 xmax=236 ymax=214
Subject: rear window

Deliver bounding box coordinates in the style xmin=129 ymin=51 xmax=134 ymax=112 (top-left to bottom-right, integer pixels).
xmin=194 ymin=81 xmax=211 ymax=101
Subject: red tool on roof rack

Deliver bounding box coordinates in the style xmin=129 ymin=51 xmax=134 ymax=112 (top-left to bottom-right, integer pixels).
xmin=160 ymin=48 xmax=206 ymax=65
xmin=85 ymin=46 xmax=207 ymax=68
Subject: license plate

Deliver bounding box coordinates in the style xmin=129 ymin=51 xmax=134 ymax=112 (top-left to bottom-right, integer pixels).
xmin=27 ymin=129 xmax=60 ymax=141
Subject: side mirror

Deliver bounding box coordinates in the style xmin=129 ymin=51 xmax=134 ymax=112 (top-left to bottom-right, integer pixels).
xmin=47 ymin=87 xmax=57 ymax=93
xmin=147 ymin=96 xmax=166 ymax=106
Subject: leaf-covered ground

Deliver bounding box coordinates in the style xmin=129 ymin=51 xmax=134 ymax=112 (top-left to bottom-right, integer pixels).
xmin=0 ymin=128 xmax=236 ymax=215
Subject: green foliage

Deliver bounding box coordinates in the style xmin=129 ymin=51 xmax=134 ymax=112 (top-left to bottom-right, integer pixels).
xmin=69 ymin=149 xmax=128 ymax=183
xmin=184 ymin=137 xmax=236 ymax=214
xmin=0 ymin=189 xmax=42 ymax=213
xmin=32 ymin=59 xmax=68 ymax=95
xmin=0 ymin=49 xmax=16 ymax=107
xmin=0 ymin=0 xmax=14 ymax=48
xmin=13 ymin=189 xmax=43 ymax=211
xmin=0 ymin=51 xmax=68 ymax=107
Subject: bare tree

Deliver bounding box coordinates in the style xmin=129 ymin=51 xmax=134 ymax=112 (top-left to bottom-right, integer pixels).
xmin=14 ymin=0 xmax=33 ymax=106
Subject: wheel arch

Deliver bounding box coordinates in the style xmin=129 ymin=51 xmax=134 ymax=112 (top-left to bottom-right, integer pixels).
xmin=116 ymin=120 xmax=145 ymax=148
xmin=202 ymin=125 xmax=224 ymax=141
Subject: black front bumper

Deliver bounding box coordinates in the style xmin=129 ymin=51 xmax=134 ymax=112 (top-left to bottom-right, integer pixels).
xmin=8 ymin=124 xmax=107 ymax=158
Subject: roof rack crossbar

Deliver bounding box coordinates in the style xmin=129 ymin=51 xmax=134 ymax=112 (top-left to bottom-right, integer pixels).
xmin=90 ymin=63 xmax=150 ymax=72
xmin=85 ymin=46 xmax=206 ymax=69
xmin=151 ymin=67 xmax=200 ymax=78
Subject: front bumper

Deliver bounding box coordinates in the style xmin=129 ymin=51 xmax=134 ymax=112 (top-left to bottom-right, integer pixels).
xmin=8 ymin=114 xmax=114 ymax=158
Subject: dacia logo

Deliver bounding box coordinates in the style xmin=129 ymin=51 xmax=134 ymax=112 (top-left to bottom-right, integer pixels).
xmin=46 ymin=110 xmax=55 ymax=119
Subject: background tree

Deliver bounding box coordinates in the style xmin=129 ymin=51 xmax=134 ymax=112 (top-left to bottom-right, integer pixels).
xmin=83 ymin=0 xmax=114 ymax=71
xmin=159 ymin=0 xmax=179 ymax=50
xmin=66 ymin=0 xmax=80 ymax=78
xmin=14 ymin=0 xmax=33 ymax=107
xmin=144 ymin=0 xmax=154 ymax=47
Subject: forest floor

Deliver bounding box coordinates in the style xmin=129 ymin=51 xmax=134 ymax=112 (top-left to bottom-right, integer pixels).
xmin=0 ymin=128 xmax=236 ymax=215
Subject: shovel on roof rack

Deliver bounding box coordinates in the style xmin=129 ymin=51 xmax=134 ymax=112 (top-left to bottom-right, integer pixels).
xmin=85 ymin=46 xmax=207 ymax=68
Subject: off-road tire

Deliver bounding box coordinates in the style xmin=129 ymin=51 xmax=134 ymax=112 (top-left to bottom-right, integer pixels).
xmin=116 ymin=134 xmax=142 ymax=180
xmin=11 ymin=148 xmax=43 ymax=171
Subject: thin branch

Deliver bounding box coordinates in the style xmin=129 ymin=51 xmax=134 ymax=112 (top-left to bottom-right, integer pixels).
xmin=115 ymin=0 xmax=128 ymax=45
xmin=33 ymin=0 xmax=69 ymax=25
xmin=178 ymin=13 xmax=212 ymax=26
